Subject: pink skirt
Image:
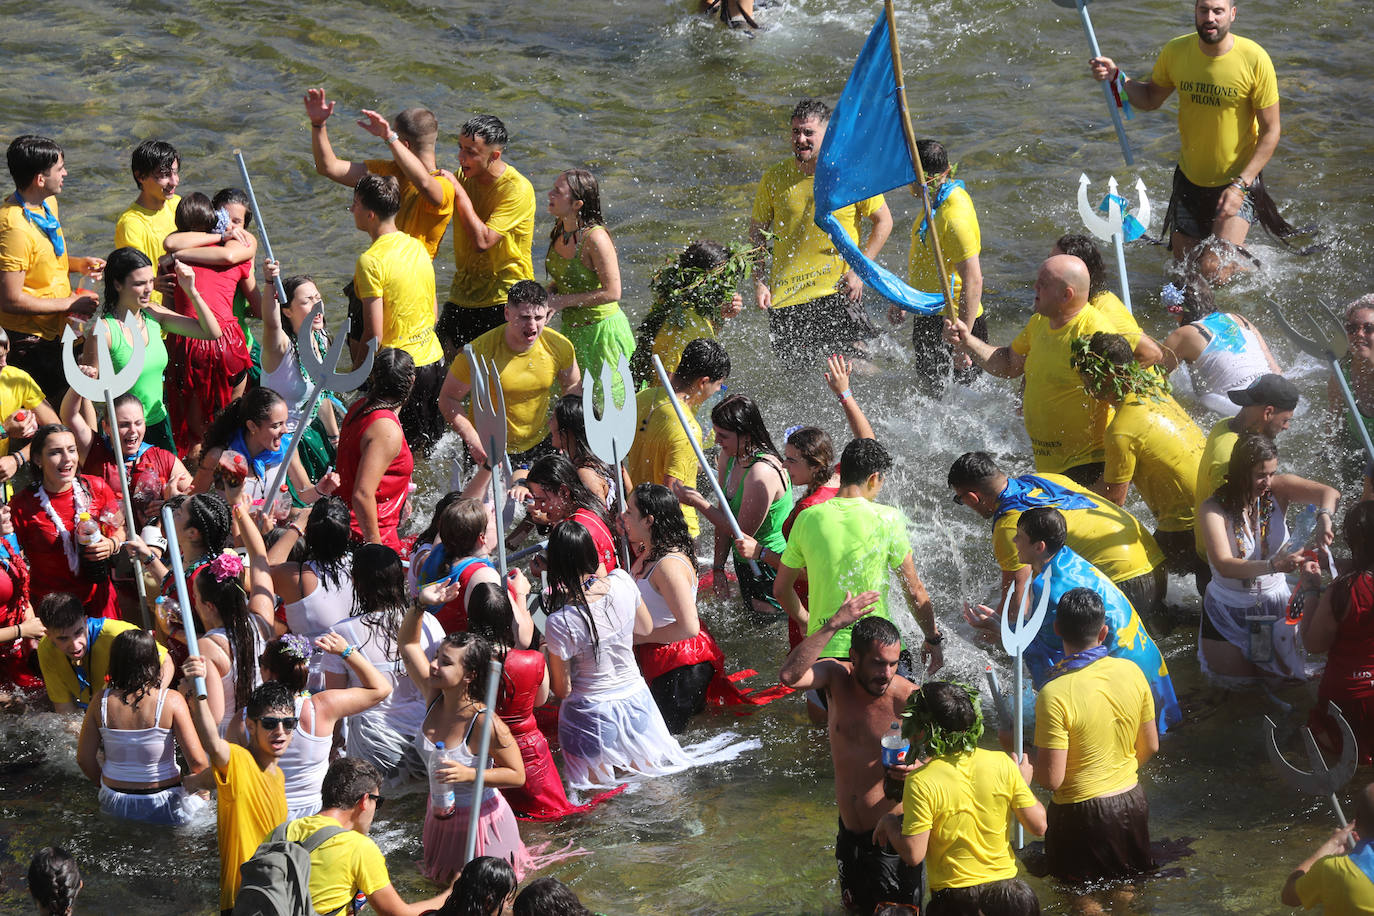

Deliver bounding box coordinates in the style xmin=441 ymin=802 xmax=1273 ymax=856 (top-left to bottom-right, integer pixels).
xmin=422 ymin=791 xmax=532 ymax=886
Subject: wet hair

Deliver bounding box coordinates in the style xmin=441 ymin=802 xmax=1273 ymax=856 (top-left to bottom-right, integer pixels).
xmin=107 ymin=629 xmax=161 ymax=706
xmin=1053 ymin=233 xmax=1108 ymax=299
xmin=711 ymin=393 xmax=780 ymax=462
xmin=674 ymin=337 xmax=731 ymax=385
xmin=506 ymin=279 xmax=550 ymax=309
xmin=352 ymin=544 xmax=409 ymax=663
xmin=786 ymin=427 xmax=835 ymax=497
xmin=467 ymin=582 xmax=516 ymax=655
xmin=1056 ymin=588 xmax=1106 ymax=646
xmin=461 ymin=114 xmax=509 ymax=149
xmin=301 ymin=496 xmax=352 ymax=592
xmin=916 ymin=139 xmax=949 ymax=176
xmin=415 ymin=490 xmax=465 ymax=549
xmin=101 ymin=246 xmax=155 ymax=315
xmin=790 ymin=98 xmax=831 ymax=125
xmin=918 ymin=680 xmax=979 ymax=733
xmin=850 ymin=616 xmax=901 ymax=658
xmin=131 ymin=139 xmax=178 ymax=186
xmin=513 ymin=877 xmax=592 ymax=916
xmin=195 ymin=551 xmax=259 ymax=713
xmin=1017 ymin=506 xmax=1067 ymax=555
xmin=1214 ymin=432 xmax=1279 ymax=520
xmin=246 ymin=680 xmax=295 ymax=719
xmin=545 ymin=520 xmax=601 ymax=655
xmin=947 ymin=451 xmax=1003 ymax=493
xmin=174 ymin=191 xmax=217 ymax=233
xmin=438 ymin=856 xmax=517 ymax=916
xmin=259 ymin=636 xmax=311 ymax=694
xmin=839 ymin=438 xmax=892 ymax=487
xmin=1326 ymin=503 xmax=1374 ymax=626
xmin=553 ymin=395 xmax=614 ymax=482
xmin=320 ymin=756 xmax=382 ymax=810
xmin=35 ymin=592 xmax=85 ymax=633
xmin=439 ymin=630 xmax=493 ymax=700
xmin=978 ymin=877 xmax=1042 ymax=916
xmin=27 ymin=845 xmax=81 ymax=916
xmin=1175 ymin=272 xmax=1216 ymax=324
xmin=211 ymin=188 xmax=254 ymax=228
xmin=360 ymin=347 xmax=416 ymax=413
xmin=438 ymin=498 xmax=490 ymax=559
xmin=631 ymin=483 xmax=695 ymax=565
xmin=8 ymin=135 xmax=63 ymax=189
xmin=201 ymin=386 xmax=286 ymax=456
xmin=679 ymin=239 xmax=729 ymax=271
xmin=527 ymin=454 xmax=610 ymax=526
xmin=354 ymin=173 xmax=401 ymax=220
xmin=394 ymin=107 xmax=438 ymax=147
xmin=550 ymin=169 xmax=604 ymax=236
xmin=1077 ymin=331 xmax=1135 ymax=398
xmin=182 ymin=492 xmax=233 ymax=556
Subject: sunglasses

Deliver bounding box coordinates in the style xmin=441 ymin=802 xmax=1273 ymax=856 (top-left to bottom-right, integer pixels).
xmin=365 ymin=792 xmax=385 ymax=810
xmin=1346 ymin=322 xmax=1374 ymax=335
xmin=254 ymin=715 xmax=299 ymax=732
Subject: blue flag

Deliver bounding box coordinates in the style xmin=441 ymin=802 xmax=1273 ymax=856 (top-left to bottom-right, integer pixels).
xmin=813 ymin=8 xmax=947 ymax=316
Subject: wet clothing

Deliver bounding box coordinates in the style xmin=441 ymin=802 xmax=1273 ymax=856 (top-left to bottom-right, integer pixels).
xmin=446 ymin=164 xmax=536 ymax=312
xmin=546 ymin=227 xmax=634 ymax=399
xmin=1045 ymin=784 xmax=1154 ymax=884
xmin=1311 ymin=572 xmax=1374 ymax=764
xmin=725 ymin=454 xmax=791 ymax=616
xmin=1294 ymin=843 xmax=1374 ymax=915
xmin=362 ymin=158 xmax=455 ymax=259
xmin=334 ymin=403 xmax=412 ymax=552
xmin=101 ymin=312 xmax=171 ymax=428
xmin=1185 ymin=312 xmax=1272 ymax=416
xmin=1103 ymin=391 xmax=1205 ymax=532
xmin=836 ymin=816 xmax=924 ymax=913
xmin=450 ymin=325 xmax=577 ymax=455
xmin=627 ymin=386 xmax=703 ymax=538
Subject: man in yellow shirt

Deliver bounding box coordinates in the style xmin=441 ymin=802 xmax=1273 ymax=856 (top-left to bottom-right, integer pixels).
xmin=34 ymin=592 xmax=171 ymax=714
xmin=0 ymin=135 xmax=103 ymax=400
xmin=437 ymin=115 xmax=536 ymax=363
xmin=439 ymin=280 xmax=580 ymax=466
xmin=1033 ymin=588 xmax=1158 ymax=884
xmin=113 ymin=139 xmax=180 ymax=307
xmin=872 ymin=681 xmax=1045 ymax=910
xmin=750 ymin=99 xmax=892 ymax=361
xmin=351 ymin=174 xmax=446 ymax=455
xmin=1051 ymin=234 xmax=1171 ymax=367
xmin=1089 ymin=0 xmax=1286 ymax=283
xmin=1282 ymin=785 xmax=1374 ymax=915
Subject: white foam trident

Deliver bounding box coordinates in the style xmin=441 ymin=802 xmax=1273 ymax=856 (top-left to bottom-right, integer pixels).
xmin=62 ymin=314 xmax=152 ymax=628
xmin=1077 ymin=173 xmax=1150 ymax=315
xmin=1264 ymin=702 xmax=1358 ymax=827
xmin=999 ymin=566 xmax=1052 ymax=848
xmin=463 ymin=344 xmax=509 ymax=578
xmin=582 ymin=357 xmax=637 ymax=570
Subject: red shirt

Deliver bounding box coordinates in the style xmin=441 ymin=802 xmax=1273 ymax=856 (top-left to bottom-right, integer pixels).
xmin=571 ymin=507 xmax=618 ymax=572
xmin=336 ymin=403 xmax=413 ymax=551
xmin=82 ymin=440 xmax=178 ymax=529
xmin=11 ymin=476 xmax=121 ymax=618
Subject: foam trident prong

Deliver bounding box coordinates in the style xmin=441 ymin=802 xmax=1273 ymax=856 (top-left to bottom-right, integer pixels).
xmin=999 ymin=566 xmax=1051 ymax=849
xmin=1077 ymin=173 xmax=1148 ymax=314
xmin=1267 ymin=297 xmax=1371 ymax=461
xmin=583 ymin=357 xmax=637 ymax=570
xmin=464 ymin=345 xmax=509 ymax=577
xmin=1264 ymin=702 xmax=1358 ymax=826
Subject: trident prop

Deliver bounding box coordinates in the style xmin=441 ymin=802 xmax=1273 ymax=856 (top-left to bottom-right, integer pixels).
xmin=464 ymin=346 xmax=509 ymax=579
xmin=583 ymin=357 xmax=637 ymax=570
xmin=160 ymin=504 xmax=207 ymax=699
xmin=261 ymin=303 xmax=375 ymax=513
xmin=232 ymin=150 xmax=287 ymax=307
xmin=650 ymin=355 xmax=761 ymax=576
xmin=1264 ymin=702 xmax=1358 ymax=826
xmin=63 ymin=315 xmax=151 ymax=628
xmin=999 ymin=568 xmax=1052 ymax=847
xmin=463 ymin=656 xmax=505 ymax=865
xmin=1053 ymin=0 xmax=1133 ymax=165
xmin=1267 ymin=299 xmax=1374 ymax=462
xmin=1078 ymin=173 xmax=1150 ymax=314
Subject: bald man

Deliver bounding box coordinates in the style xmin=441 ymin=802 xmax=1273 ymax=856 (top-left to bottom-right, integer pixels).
xmin=946 ymin=256 xmax=1127 ymax=486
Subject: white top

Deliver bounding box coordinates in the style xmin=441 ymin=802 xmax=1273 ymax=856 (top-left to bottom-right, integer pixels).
xmin=1207 ymin=496 xmax=1290 ymax=601
xmin=98 ymin=687 xmax=180 ymax=785
xmin=545 ymin=569 xmax=644 ymax=702
xmin=282 ymin=558 xmax=354 ymax=639
xmin=323 ymin=614 xmax=444 ymax=739
xmin=260 ymin=342 xmax=310 ymax=434
xmin=635 ymin=553 xmax=697 ymax=630
xmin=415 ymin=701 xmax=495 ymax=807
xmin=278 ymin=693 xmax=332 ymax=818
xmin=1188 ymin=312 xmax=1271 ymax=413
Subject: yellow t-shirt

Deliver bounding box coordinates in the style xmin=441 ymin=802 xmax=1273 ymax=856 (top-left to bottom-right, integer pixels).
xmin=901 ymin=747 xmax=1038 ymax=891
xmin=353 ymin=230 xmax=443 ymax=368
xmin=216 ymin=744 xmax=288 ymax=911
xmin=447 ymin=164 xmax=535 ymax=309
xmin=1012 ymin=307 xmax=1120 ymax=473
xmin=36 ymin=618 xmax=169 ymax=707
xmin=364 ymin=159 xmax=455 ymax=259
xmin=1088 ymin=289 xmax=1142 ymax=344
xmin=1034 ymin=655 xmax=1154 ymax=804
xmin=1295 ymin=854 xmax=1374 ymax=916
xmin=450 ymin=325 xmax=576 ymax=454
xmin=992 ymin=473 xmax=1164 ymax=582
xmin=1104 ymin=392 xmax=1206 ymax=531
xmin=0 ymin=364 xmax=44 ymax=457
xmin=908 ymin=185 xmax=981 ymax=320
xmin=751 ymin=159 xmax=884 ymax=311
xmin=1193 ymin=417 xmax=1240 ymax=555
xmin=626 ymin=386 xmax=702 ymax=538
xmin=284 ymin=815 xmax=391 ymax=914
xmin=651 ymin=310 xmax=717 ymax=377
xmin=1150 ymin=34 xmax=1280 ymax=187
xmin=115 ymin=197 xmax=179 ymax=306
xmin=0 ymin=196 xmax=71 ymax=339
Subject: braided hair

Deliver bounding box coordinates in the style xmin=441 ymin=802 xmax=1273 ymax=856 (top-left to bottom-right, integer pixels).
xmin=28 ymin=846 xmax=81 ymax=916
xmin=180 ymin=492 xmax=233 ymax=560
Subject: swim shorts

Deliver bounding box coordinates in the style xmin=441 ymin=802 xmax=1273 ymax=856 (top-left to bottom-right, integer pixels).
xmin=836 ymin=816 xmax=923 ymax=913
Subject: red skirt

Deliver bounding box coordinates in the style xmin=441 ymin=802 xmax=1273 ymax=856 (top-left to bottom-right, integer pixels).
xmin=165 ymin=324 xmax=252 ymax=456
xmin=502 ymin=724 xmax=624 ymax=820
xmin=635 ymin=625 xmax=789 ymax=707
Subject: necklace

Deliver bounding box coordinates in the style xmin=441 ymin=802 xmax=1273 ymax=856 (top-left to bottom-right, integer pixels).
xmin=559 ymin=223 xmax=580 ymax=247
xmin=37 ymin=481 xmax=89 ymax=575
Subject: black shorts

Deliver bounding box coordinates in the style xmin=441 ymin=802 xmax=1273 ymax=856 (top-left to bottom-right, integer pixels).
xmin=910 ymin=312 xmax=988 ymax=396
xmin=7 ymin=333 xmax=68 ymax=403
xmin=437 ymin=302 xmax=507 ymax=356
xmin=1163 ymin=165 xmax=1256 ymax=243
xmin=836 ymin=817 xmax=924 ymax=914
xmin=1115 ymin=565 xmax=1166 ymax=626
xmin=733 ymin=553 xmax=782 ymax=618
xmin=647 ymin=661 xmax=714 ymax=734
xmin=1060 ymin=462 xmax=1104 ymax=489
xmin=767 ymin=292 xmax=877 ymax=360
xmin=927 ymin=878 xmax=1038 ymax=916
xmin=1045 ymin=783 xmax=1153 ymax=884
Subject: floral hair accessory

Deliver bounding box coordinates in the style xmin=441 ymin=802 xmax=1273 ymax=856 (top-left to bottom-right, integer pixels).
xmin=278 ymin=634 xmax=313 ymax=660
xmin=208 ymin=550 xmax=244 ymax=582
xmin=1160 ymin=281 xmax=1186 ymax=312
xmin=213 ymin=208 xmax=232 ymax=235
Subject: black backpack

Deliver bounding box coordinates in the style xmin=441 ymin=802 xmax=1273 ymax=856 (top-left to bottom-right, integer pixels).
xmin=232 ymin=820 xmax=349 ymax=916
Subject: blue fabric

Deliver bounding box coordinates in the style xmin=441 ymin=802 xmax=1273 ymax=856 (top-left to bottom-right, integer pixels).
xmin=1348 ymin=839 xmax=1374 ymax=885
xmin=12 ymin=194 xmax=65 ymax=257
xmin=1024 ymin=546 xmax=1183 ymax=735
xmin=417 ymin=543 xmax=493 ymax=590
xmin=993 ymin=475 xmax=1097 ymax=521
xmin=812 ymin=9 xmax=948 ymax=316
xmin=227 ymin=429 xmax=286 ymax=481
xmin=1096 ymin=193 xmax=1148 ymax=242
xmin=917 ymin=179 xmax=964 ymax=243
xmin=69 ymin=617 xmax=107 ymax=707
xmin=1196 ymin=312 xmax=1248 ymax=354
xmin=1043 ymin=644 xmax=1110 ymax=683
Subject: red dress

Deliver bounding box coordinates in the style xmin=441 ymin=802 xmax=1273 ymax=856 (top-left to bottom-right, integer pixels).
xmin=165 ymin=259 xmax=253 ymax=456
xmin=11 ymin=476 xmax=121 ymax=619
xmin=432 ymin=558 xmax=502 ymax=634
xmin=1312 ymin=572 xmax=1374 ymax=764
xmin=82 ymin=440 xmax=178 ymax=529
xmin=780 ymin=483 xmax=838 ymax=648
xmin=497 ymin=648 xmax=622 ymax=820
xmin=570 ymin=507 xmax=618 ymax=572
xmin=0 ymin=540 xmax=38 ymax=690
xmin=336 ymin=403 xmax=413 ymax=551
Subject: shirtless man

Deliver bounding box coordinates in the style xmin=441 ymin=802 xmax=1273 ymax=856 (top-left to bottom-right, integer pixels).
xmin=780 ymin=595 xmax=923 ymax=913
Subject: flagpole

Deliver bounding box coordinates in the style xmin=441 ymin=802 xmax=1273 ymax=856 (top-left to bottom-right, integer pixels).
xmin=885 ymin=0 xmax=958 ymax=320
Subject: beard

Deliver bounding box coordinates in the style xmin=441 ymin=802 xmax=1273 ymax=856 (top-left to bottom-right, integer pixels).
xmin=1196 ymin=20 xmax=1230 ymax=44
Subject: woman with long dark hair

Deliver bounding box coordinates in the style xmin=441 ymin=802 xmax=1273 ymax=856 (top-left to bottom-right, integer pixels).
xmin=1197 ymin=433 xmax=1337 ymax=683
xmin=76 ymin=629 xmax=208 ymax=824
xmin=192 ymin=386 xmax=315 ymax=507
xmin=549 ymin=394 xmax=627 ymax=509
xmin=524 ymin=453 xmax=620 ymax=573
xmin=433 ymin=856 xmax=517 ymax=916
xmin=269 ymin=496 xmax=354 ymax=643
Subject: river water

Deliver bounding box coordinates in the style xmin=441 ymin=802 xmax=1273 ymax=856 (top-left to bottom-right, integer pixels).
xmin=2 ymin=0 xmax=1372 ymax=912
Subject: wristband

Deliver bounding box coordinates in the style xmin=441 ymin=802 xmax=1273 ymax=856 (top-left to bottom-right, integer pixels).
xmin=341 ymin=645 xmax=356 ymax=659
xmin=838 ymin=388 xmax=852 ymax=402
xmin=385 ymin=130 xmax=399 ymax=145
xmin=289 ymin=523 xmax=307 ymax=537
xmin=1316 ymin=508 xmax=1332 ymax=517
xmin=924 ymin=631 xmax=944 ymax=646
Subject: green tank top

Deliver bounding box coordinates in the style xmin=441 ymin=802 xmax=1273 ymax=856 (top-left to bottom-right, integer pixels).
xmin=545 ymin=227 xmax=621 ymax=328
xmin=725 ymin=453 xmax=793 ymax=556
xmin=102 ymin=312 xmax=169 ymax=425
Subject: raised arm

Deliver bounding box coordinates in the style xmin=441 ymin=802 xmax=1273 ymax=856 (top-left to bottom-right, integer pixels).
xmin=897 ymin=553 xmax=942 ymax=674
xmin=231 ymin=500 xmax=277 ymax=635
xmin=182 ymin=654 xmax=232 ymax=770
xmin=824 ymin=354 xmax=875 ymax=441
xmin=308 ymin=633 xmax=394 ymax=730
xmin=779 ymin=590 xmax=879 ymax=688
xmin=360 ymin=108 xmax=448 ymax=207
xmin=59 ymin=365 xmax=99 ymax=462
xmin=304 ymin=88 xmax=370 ymax=188
xmin=149 ymin=260 xmax=223 ymax=340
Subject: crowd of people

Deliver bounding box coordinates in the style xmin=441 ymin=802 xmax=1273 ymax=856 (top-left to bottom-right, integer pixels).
xmin=5 ymin=0 xmax=1374 ymax=912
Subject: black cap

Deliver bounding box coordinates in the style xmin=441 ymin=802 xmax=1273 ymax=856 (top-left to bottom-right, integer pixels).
xmin=1228 ymin=374 xmax=1299 ymax=411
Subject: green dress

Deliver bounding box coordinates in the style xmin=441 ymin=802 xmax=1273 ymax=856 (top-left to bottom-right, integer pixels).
xmin=545 ymin=227 xmax=635 ymax=403
xmin=724 ymin=453 xmax=794 ymax=615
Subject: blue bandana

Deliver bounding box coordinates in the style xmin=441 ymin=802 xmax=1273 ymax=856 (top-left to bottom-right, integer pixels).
xmin=12 ymin=193 xmax=65 ymax=257
xmin=993 ymin=475 xmax=1097 ymax=520
xmin=918 ymin=179 xmax=965 ymax=243
xmin=1350 ymin=839 xmax=1374 ymax=885
xmin=227 ymin=428 xmax=286 ymax=481
xmin=1044 ymin=644 xmax=1109 ymax=682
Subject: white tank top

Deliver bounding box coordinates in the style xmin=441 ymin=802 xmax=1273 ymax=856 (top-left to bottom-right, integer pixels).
xmin=278 ymin=694 xmax=332 ymax=818
xmin=416 ymin=701 xmax=494 ymax=807
xmin=99 ymin=687 xmax=180 ymax=785
xmin=635 ymin=553 xmax=697 ymax=629
xmin=259 ymin=343 xmax=310 ymax=434
xmin=1188 ymin=313 xmax=1271 ymax=408
xmin=282 ymin=559 xmax=354 ymax=638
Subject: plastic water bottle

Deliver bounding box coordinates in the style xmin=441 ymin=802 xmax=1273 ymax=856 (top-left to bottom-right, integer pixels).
xmin=429 ymin=741 xmax=456 ymax=819
xmin=75 ymin=512 xmax=108 ymax=578
xmin=1278 ymin=504 xmax=1320 ymax=556
xmin=881 ymin=721 xmax=910 ymax=801
xmin=271 ymin=484 xmax=292 ymax=524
